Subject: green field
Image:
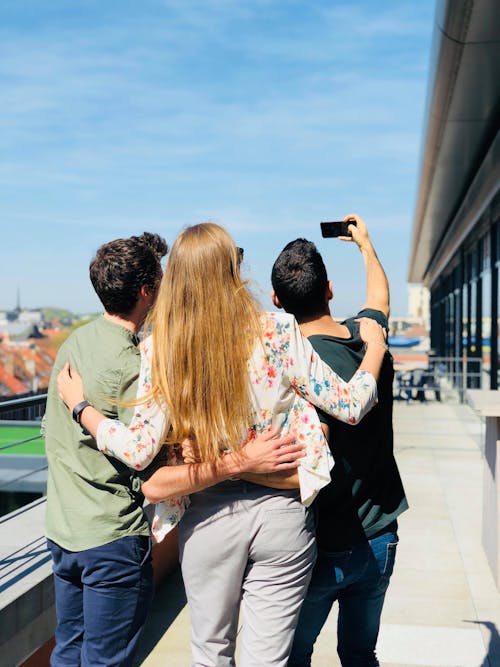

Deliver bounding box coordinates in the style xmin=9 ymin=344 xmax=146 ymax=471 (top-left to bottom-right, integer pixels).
xmin=0 ymin=426 xmax=45 ymax=455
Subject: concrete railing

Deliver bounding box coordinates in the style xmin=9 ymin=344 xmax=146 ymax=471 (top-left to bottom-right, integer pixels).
xmin=0 ymin=498 xmax=180 ymax=667
xmin=0 ymin=394 xmax=182 ymax=665
xmin=467 ymin=390 xmax=500 ymax=590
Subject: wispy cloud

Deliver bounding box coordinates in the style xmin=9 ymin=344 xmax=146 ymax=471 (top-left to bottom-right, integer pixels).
xmin=0 ymin=0 xmax=435 ymax=313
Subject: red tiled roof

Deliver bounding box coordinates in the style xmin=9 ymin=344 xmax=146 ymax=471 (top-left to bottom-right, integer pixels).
xmin=0 ymin=365 xmax=29 ymax=394
xmin=40 ymin=329 xmax=61 ymax=339
xmin=0 ymin=341 xmax=54 ymax=392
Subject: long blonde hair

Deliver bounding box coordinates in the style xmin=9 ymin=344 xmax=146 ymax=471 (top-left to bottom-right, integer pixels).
xmin=146 ymin=223 xmax=262 ymax=461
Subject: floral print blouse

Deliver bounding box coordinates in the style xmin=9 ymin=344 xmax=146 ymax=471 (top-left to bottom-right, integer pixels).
xmin=96 ymin=312 xmax=377 ymax=542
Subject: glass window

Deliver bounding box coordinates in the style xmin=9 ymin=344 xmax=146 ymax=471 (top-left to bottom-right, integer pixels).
xmin=482 ymin=233 xmax=491 ymax=271
xmin=464 ymin=253 xmax=471 ymax=284
xmin=471 ymin=245 xmax=480 ymax=280
xmin=446 ymin=293 xmax=454 ymax=358
xmin=481 ymin=269 xmax=492 ymax=382
xmin=454 ymin=290 xmax=462 ymax=359
xmin=497 ymin=265 xmax=500 ymax=388
xmin=462 ymin=283 xmax=468 ymax=355
xmin=468 ymin=279 xmax=480 ymax=388
xmin=470 ymin=281 xmax=477 ymax=354
xmin=430 ymin=290 xmax=441 ymax=353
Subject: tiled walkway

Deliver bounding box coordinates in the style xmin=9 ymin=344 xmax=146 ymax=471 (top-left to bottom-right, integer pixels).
xmin=136 ymin=402 xmax=500 ymax=667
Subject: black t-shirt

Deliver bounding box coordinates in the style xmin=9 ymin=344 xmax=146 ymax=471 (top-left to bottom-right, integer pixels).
xmin=308 ymin=308 xmax=408 ymax=551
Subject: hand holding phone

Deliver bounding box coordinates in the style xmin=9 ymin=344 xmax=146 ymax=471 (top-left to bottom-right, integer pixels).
xmin=320 ymin=219 xmax=357 ymax=238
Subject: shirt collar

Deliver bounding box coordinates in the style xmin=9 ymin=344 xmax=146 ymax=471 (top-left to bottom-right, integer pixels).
xmin=99 ymin=315 xmax=140 ymax=347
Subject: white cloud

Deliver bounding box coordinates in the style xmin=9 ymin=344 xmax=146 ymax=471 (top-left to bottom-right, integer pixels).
xmin=0 ymin=0 xmax=434 ymax=312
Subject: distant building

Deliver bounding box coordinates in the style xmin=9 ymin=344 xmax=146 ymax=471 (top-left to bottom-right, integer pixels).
xmin=407 ymin=285 xmax=430 ymax=329
xmin=409 ymin=0 xmax=500 ymax=389
xmin=0 ymin=365 xmax=29 ymax=396
xmin=0 ymin=309 xmax=44 ymax=338
xmin=0 ymin=338 xmax=57 ymax=397
xmin=0 ymin=297 xmax=60 ymax=396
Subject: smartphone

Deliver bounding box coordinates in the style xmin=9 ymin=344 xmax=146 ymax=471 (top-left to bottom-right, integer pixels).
xmin=320 ymin=219 xmax=356 ymax=238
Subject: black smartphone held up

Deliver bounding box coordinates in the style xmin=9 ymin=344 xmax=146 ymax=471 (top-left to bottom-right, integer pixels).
xmin=320 ymin=219 xmax=356 ymax=238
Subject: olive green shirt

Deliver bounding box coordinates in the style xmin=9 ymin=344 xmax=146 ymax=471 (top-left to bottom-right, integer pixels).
xmin=44 ymin=316 xmax=150 ymax=551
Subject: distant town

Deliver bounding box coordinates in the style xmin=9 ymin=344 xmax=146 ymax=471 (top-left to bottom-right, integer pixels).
xmin=0 ymin=285 xmax=431 ymax=400
xmin=0 ymin=299 xmax=99 ymax=398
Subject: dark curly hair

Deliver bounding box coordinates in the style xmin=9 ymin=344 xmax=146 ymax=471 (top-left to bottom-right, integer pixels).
xmin=89 ymin=232 xmax=168 ymax=315
xmin=271 ymin=238 xmax=328 ymax=321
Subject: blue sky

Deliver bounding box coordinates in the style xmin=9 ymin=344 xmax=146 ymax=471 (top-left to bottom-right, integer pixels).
xmin=1 ymin=0 xmax=435 ymax=317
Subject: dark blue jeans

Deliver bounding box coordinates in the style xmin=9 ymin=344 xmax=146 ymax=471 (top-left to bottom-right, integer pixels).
xmin=47 ymin=535 xmax=154 ymax=667
xmin=288 ymin=526 xmax=399 ymax=667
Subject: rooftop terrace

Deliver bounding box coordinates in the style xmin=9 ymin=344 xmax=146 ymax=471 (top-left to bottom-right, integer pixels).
xmin=2 ymin=399 xmax=500 ymax=666
xmin=135 ymin=401 xmax=500 ymax=667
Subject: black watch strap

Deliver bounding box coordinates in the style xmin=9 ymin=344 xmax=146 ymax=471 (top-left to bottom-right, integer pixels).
xmin=72 ymin=400 xmax=92 ymax=424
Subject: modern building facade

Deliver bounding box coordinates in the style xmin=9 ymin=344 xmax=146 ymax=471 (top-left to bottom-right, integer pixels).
xmin=409 ymin=0 xmax=500 ymax=389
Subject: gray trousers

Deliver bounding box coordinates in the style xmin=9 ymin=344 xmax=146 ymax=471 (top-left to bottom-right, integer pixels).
xmin=179 ymin=481 xmax=316 ymax=667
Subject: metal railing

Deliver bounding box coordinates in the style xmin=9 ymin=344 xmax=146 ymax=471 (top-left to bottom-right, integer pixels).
xmin=394 ymin=357 xmax=483 ymax=403
xmin=0 ymin=395 xmax=48 ymax=502
xmin=0 ymin=392 xmax=47 ymax=421
xmin=0 ymin=393 xmax=47 ymax=453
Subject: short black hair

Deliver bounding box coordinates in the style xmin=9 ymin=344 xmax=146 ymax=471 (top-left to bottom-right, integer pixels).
xmin=271 ymin=238 xmax=329 ymax=321
xmin=89 ymin=232 xmax=168 ymax=315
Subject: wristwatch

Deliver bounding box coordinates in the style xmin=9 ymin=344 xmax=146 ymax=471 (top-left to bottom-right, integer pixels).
xmin=72 ymin=400 xmax=92 ymax=424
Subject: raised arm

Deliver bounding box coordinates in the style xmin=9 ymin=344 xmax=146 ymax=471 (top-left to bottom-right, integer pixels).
xmin=341 ymin=213 xmax=390 ymax=318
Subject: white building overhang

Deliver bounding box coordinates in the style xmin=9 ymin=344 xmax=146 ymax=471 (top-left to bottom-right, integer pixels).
xmin=408 ymin=0 xmax=500 ymax=285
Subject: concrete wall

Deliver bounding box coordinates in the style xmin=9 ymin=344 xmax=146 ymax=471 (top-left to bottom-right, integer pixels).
xmin=0 ymin=498 xmax=180 ymax=667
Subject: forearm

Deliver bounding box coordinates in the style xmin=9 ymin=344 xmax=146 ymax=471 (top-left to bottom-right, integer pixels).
xmin=239 ymin=470 xmax=300 ymax=489
xmin=358 ymin=342 xmax=386 ymax=381
xmin=141 ymin=451 xmax=245 ymax=503
xmin=77 ymin=405 xmax=163 ymax=470
xmin=58 ymin=356 xmax=167 ymax=469
xmin=290 ymin=320 xmax=378 ymax=425
xmin=79 ymin=405 xmax=105 ymax=439
xmin=360 ymin=242 xmax=390 ymax=317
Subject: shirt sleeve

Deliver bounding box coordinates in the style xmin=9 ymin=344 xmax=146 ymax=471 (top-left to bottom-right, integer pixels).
xmin=95 ymin=339 xmax=167 ymax=471
xmin=285 ymin=317 xmax=378 ymax=425
xmin=96 ymin=338 xmax=188 ymax=543
xmin=288 ymin=394 xmax=334 ymax=507
xmin=350 ymin=308 xmax=388 ymax=329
